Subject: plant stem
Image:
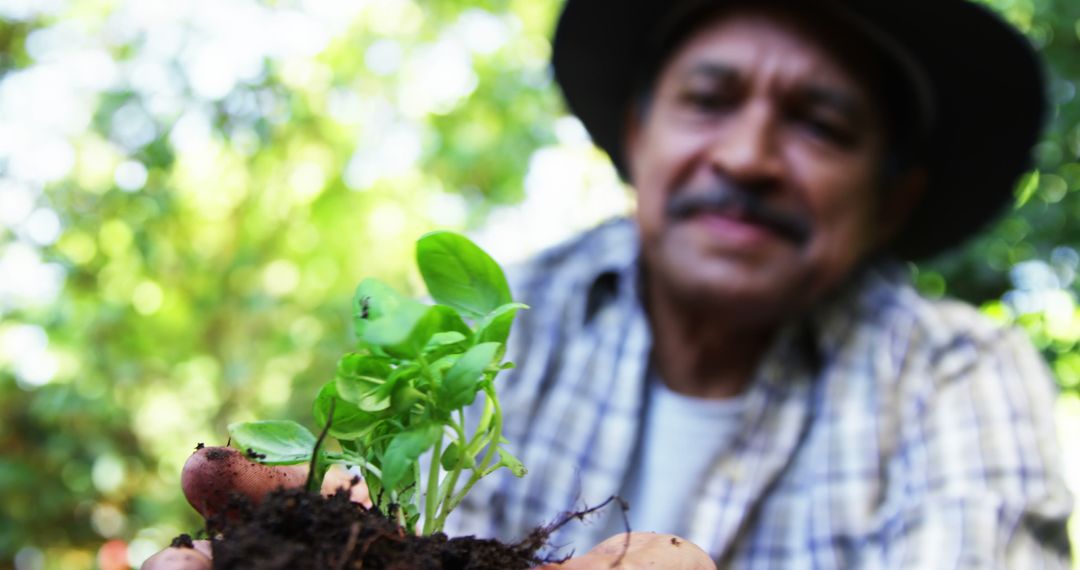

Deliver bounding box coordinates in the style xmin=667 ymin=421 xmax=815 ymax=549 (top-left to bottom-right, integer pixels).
xmin=422 ymin=435 xmax=443 ymax=535
xmin=325 ymin=452 xmax=382 ymax=479
xmin=476 ymin=385 xmax=503 ymax=474
xmin=306 ymin=399 xmax=335 ymax=493
xmin=412 ymin=460 xmax=423 ymax=530
xmin=433 ymin=419 xmax=469 ymax=527
xmin=464 ymin=395 xmax=494 ymax=456
xmin=443 ymin=386 xmax=502 ymax=517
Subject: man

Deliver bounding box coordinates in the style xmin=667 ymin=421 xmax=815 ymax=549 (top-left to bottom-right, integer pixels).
xmin=448 ymin=0 xmax=1072 ymax=566
xmin=148 ymin=0 xmax=1072 ymax=567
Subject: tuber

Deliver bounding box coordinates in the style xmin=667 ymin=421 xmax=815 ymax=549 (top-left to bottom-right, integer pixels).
xmin=181 ymin=446 xmax=307 ymax=519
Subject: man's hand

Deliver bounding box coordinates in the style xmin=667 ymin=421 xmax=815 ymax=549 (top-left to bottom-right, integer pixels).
xmin=143 ymin=529 xmax=717 ymax=570
xmin=140 ymin=462 xmax=368 ymax=569
xmin=536 ymin=532 xmax=717 ymax=570
xmin=142 ymin=449 xmax=714 ymax=570
xmin=140 ymin=538 xmax=212 ymax=570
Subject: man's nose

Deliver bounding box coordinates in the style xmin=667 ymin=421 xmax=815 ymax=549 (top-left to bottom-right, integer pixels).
xmin=705 ymin=102 xmax=784 ymax=185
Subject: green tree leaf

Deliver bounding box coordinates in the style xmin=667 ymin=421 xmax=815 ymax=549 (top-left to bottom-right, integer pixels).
xmin=381 ymin=423 xmax=442 ymax=490
xmin=416 ymin=231 xmax=512 ymax=319
xmin=1014 ymin=169 xmax=1040 ymax=207
xmin=227 ymin=420 xmax=318 ymax=465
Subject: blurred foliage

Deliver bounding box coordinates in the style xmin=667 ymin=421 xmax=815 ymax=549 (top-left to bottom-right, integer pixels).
xmin=931 ymin=0 xmax=1080 ymax=390
xmin=0 ymin=0 xmax=1077 ymax=568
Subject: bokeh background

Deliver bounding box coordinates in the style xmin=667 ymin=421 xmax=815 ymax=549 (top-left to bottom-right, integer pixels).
xmin=0 ymin=0 xmax=1078 ymax=568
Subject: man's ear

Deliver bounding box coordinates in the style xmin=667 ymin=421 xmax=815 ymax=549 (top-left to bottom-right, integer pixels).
xmin=875 ymin=166 xmax=927 ymax=247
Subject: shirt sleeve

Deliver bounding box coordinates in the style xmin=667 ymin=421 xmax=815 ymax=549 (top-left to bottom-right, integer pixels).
xmin=870 ymin=326 xmax=1073 ymax=569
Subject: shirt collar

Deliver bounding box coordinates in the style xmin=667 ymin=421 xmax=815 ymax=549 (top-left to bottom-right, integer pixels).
xmin=804 ymin=257 xmax=913 ymax=359
xmin=579 ymin=218 xmax=913 ymax=374
xmin=580 ymin=218 xmax=643 ymax=325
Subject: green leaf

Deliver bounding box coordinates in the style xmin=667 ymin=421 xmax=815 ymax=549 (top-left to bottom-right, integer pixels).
xmin=335 ymin=353 xmax=394 ymax=412
xmin=423 ymin=327 xmax=473 ymax=366
xmin=438 ymin=342 xmax=500 ymax=410
xmin=439 ymin=441 xmax=475 ymax=470
xmin=403 ymin=305 xmax=471 ymax=355
xmin=364 ymin=474 xmax=385 ymax=511
xmin=363 ymin=304 xmax=470 ymax=359
xmin=337 ymin=374 xmax=390 ymax=412
xmin=474 ymin=302 xmax=528 ymax=348
xmin=381 ymin=423 xmax=442 ymax=490
xmin=361 ymin=300 xmax=430 ymax=353
xmin=337 ymin=352 xmax=393 ymax=378
xmin=390 ymin=383 xmax=425 ymax=416
xmin=352 ymin=278 xmax=412 ymax=339
xmin=1014 ymin=169 xmax=1039 ymax=207
xmin=496 ymin=448 xmax=527 ymax=478
xmin=402 ymin=506 xmax=421 ymax=532
xmin=425 ymin=331 xmax=468 ymax=354
xmin=345 ymin=363 xmax=421 ymax=415
xmin=428 ymin=353 xmax=461 ymax=376
xmin=427 ymin=331 xmax=467 ymax=347
xmin=416 ymin=231 xmax=512 ymax=319
xmin=313 ymin=382 xmax=378 ymax=439
xmin=227 ymin=420 xmax=318 ymax=465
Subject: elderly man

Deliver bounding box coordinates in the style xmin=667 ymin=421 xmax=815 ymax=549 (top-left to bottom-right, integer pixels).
xmin=148 ymin=0 xmax=1072 ymax=567
xmin=448 ymin=0 xmax=1072 ymax=566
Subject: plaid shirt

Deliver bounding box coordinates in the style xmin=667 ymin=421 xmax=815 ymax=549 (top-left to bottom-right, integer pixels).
xmin=449 ymin=218 xmax=1073 ymax=568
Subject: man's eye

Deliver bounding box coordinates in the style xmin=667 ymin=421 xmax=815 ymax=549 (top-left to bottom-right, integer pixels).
xmin=678 ymin=90 xmax=735 ymax=112
xmin=798 ymin=115 xmax=856 ymax=146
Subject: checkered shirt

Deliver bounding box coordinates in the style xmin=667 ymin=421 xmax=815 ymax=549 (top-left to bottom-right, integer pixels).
xmin=447 ymin=218 xmax=1073 ymax=568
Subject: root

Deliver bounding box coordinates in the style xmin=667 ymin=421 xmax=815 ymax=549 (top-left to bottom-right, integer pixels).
xmin=332 ymin=521 xmax=361 ymax=570
xmin=513 ymin=495 xmax=631 ymax=567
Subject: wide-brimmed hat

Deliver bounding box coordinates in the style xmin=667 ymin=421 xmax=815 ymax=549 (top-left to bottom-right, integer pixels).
xmin=552 ymin=0 xmax=1046 ymax=260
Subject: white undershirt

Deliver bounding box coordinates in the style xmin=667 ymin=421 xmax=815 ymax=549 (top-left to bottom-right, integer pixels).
xmin=613 ymin=376 xmax=746 ymax=537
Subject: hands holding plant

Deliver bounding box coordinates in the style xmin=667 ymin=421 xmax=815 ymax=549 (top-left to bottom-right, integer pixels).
xmin=226 ymin=231 xmax=530 ymax=534
xmin=141 ymin=232 xmax=717 ymax=569
xmin=147 ymin=456 xmax=715 ymax=570
xmin=146 ymin=459 xmax=717 ymax=569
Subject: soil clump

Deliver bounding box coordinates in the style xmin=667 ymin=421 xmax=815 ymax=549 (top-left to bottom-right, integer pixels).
xmin=204 ymin=487 xmax=554 ymax=570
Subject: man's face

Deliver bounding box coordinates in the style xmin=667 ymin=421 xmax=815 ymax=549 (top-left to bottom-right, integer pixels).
xmin=627 ymin=8 xmax=901 ymax=323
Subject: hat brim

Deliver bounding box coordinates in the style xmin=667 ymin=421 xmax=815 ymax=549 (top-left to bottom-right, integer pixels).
xmin=552 ymin=0 xmax=1046 ymax=260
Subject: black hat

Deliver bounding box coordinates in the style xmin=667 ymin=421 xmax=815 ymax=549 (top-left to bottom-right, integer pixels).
xmin=552 ymin=0 xmax=1047 ymax=259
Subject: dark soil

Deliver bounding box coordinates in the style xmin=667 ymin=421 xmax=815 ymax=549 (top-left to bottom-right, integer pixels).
xmin=204 ymin=487 xmax=556 ymax=570
xmin=171 ymin=534 xmax=196 ymax=548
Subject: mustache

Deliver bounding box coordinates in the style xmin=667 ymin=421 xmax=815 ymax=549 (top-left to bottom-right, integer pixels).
xmin=665 ymin=181 xmax=812 ymax=245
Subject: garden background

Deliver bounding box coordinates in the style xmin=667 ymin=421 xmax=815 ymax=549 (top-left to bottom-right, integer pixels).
xmin=1 ymin=0 xmax=1079 ymax=567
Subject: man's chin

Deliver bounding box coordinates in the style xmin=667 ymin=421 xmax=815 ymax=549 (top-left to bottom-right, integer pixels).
xmin=652 ymin=255 xmax=806 ymax=321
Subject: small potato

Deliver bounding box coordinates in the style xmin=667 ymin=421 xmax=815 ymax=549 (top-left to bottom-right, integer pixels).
xmin=537 ymin=532 xmax=716 ymax=570
xmin=181 ymin=446 xmax=307 ymax=519
xmin=140 ymin=544 xmax=211 ymax=570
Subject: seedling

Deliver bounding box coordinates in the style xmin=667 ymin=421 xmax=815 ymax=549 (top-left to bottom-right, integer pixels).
xmin=226 ymin=231 xmax=527 ymax=535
